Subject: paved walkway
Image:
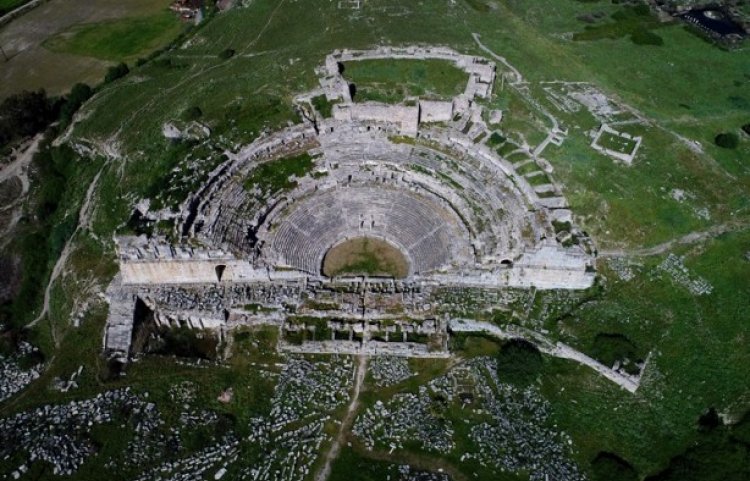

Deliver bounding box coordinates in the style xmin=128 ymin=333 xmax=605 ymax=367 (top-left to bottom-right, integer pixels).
xmin=449 ymin=319 xmax=640 ymax=393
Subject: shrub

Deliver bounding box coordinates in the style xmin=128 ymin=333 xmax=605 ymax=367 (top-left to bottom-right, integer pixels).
xmin=104 ymin=62 xmax=130 ymax=83
xmin=311 ymin=95 xmax=334 ymax=118
xmin=698 ymin=407 xmax=722 ymax=431
xmin=0 ymin=90 xmax=56 ymax=147
xmin=591 ymin=452 xmax=638 ymax=481
xmin=727 ymin=96 xmax=749 ymax=110
xmin=632 ymin=4 xmax=650 ymax=16
xmin=464 ymin=0 xmax=490 ymax=13
xmin=552 ymin=220 xmax=572 ymax=234
xmin=59 ymin=83 xmax=93 ymax=126
xmin=714 ymin=132 xmax=739 ymax=149
xmin=153 ymin=58 xmax=175 ymax=69
xmin=488 ymin=132 xmax=506 ymax=146
xmin=184 ymin=106 xmax=203 ymax=121
xmin=591 ymin=333 xmax=640 ymax=373
xmin=742 ymin=123 xmax=750 ymax=137
xmin=219 ymin=48 xmax=235 ymax=60
xmin=496 ymin=338 xmax=543 ymax=385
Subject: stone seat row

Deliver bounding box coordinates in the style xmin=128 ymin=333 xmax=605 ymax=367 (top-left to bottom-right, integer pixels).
xmin=263 ymin=186 xmax=465 ymax=275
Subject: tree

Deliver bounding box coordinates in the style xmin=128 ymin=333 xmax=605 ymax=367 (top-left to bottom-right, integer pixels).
xmin=698 ymin=407 xmax=722 ymax=431
xmin=104 ymin=62 xmax=130 ymax=83
xmin=591 ymin=452 xmax=638 ymax=481
xmin=644 ymin=412 xmax=750 ymax=481
xmin=488 ymin=132 xmax=506 ymax=146
xmin=59 ymin=83 xmax=93 ymax=125
xmin=714 ymin=132 xmax=739 ymax=149
xmin=591 ymin=333 xmax=640 ymax=374
xmin=0 ymin=90 xmax=56 ymax=147
xmin=496 ymin=338 xmax=543 ymax=385
xmin=219 ymin=48 xmax=235 ymax=60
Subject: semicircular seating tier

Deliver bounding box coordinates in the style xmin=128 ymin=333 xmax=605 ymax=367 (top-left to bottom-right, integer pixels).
xmin=257 ymin=185 xmax=473 ymax=275
xmin=186 ymin=129 xmax=552 ymax=275
xmin=315 ymin=132 xmax=545 ymax=261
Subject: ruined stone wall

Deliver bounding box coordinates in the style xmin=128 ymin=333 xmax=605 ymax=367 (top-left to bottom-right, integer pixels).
xmin=120 ymin=260 xmax=271 ymax=285
xmin=419 ymin=100 xmax=454 ymax=123
xmin=333 ymin=103 xmax=419 ymax=136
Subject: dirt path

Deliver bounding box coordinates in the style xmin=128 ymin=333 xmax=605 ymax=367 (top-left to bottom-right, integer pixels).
xmin=472 ymin=33 xmax=523 ymax=85
xmin=28 ymin=165 xmax=105 ymax=338
xmin=315 ymin=354 xmax=368 ymax=481
xmin=599 ymin=220 xmax=750 ymax=258
xmin=0 ymin=134 xmax=42 ymax=248
xmin=472 ymin=32 xmax=561 ymax=159
xmin=0 ymin=133 xmax=42 ymax=184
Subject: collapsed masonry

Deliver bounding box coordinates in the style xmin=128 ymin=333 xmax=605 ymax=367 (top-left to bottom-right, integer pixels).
xmin=314 ymin=46 xmax=495 ymax=136
xmin=105 ymin=46 xmax=597 ymax=363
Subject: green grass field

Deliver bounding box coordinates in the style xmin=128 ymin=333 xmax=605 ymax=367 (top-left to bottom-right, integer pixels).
xmin=0 ymin=0 xmax=185 ymax=99
xmin=43 ymin=12 xmax=183 ymax=61
xmin=343 ymin=58 xmax=468 ymax=103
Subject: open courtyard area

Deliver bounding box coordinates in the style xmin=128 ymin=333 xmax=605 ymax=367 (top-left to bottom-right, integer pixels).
xmin=0 ymin=1 xmax=748 ymax=480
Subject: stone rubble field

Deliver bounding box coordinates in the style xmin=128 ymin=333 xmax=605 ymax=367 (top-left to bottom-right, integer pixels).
xmin=657 ymin=254 xmax=713 ymax=296
xmin=368 ymin=355 xmax=414 ymax=387
xmin=0 ymin=388 xmax=158 ymax=478
xmin=0 ymin=339 xmax=43 ymax=404
xmin=241 ymin=355 xmax=354 ymax=481
xmin=0 ymin=354 xmax=357 ymax=481
xmin=354 ymin=357 xmax=584 ymax=481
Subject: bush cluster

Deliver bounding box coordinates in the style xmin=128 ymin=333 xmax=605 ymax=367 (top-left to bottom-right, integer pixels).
xmin=714 ymin=132 xmax=739 ymax=149
xmin=0 ymin=90 xmax=57 ymax=148
xmin=496 ymin=338 xmax=543 ymax=385
xmin=104 ymin=62 xmax=130 ymax=83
